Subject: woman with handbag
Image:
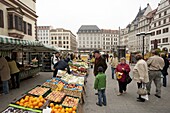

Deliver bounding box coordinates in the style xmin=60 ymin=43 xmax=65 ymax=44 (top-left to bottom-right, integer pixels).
xmin=115 ymin=57 xmax=130 ymax=96
xmin=133 ymin=54 xmax=149 ymax=102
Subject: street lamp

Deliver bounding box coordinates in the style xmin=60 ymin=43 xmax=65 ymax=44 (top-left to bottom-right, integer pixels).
xmin=136 ymin=32 xmax=151 ymax=58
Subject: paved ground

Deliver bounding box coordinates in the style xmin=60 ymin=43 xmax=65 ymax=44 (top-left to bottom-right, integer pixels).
xmin=0 ymin=64 xmax=170 ymax=113
xmin=83 ymin=64 xmax=170 ymax=113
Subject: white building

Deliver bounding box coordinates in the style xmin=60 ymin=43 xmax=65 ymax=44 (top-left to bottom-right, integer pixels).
xmin=77 ymin=25 xmax=102 ymax=52
xmin=37 ymin=26 xmax=52 ymax=45
xmin=101 ymin=29 xmax=119 ymax=52
xmin=127 ymin=4 xmax=153 ymax=53
xmin=0 ymin=0 xmax=38 ymax=41
xmin=150 ymin=0 xmax=170 ymax=51
xmin=120 ymin=27 xmax=129 ymax=47
xmin=50 ymin=28 xmax=77 ymax=51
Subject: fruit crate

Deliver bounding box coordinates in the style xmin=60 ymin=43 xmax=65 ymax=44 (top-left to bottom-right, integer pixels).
xmin=61 ymin=96 xmax=80 ymax=108
xmin=26 ymin=85 xmax=51 ymax=97
xmin=2 ymin=105 xmax=42 ymax=113
xmin=63 ymin=89 xmax=82 ymax=99
xmin=45 ymin=91 xmax=66 ymax=104
xmin=11 ymin=94 xmax=49 ymax=111
xmin=48 ymin=102 xmax=78 ymax=113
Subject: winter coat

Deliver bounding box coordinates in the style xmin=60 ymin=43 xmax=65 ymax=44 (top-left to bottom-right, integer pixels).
xmin=94 ymin=56 xmax=107 ymax=76
xmin=54 ymin=59 xmax=71 ymax=74
xmin=8 ymin=60 xmax=20 ymax=74
xmin=161 ymin=57 xmax=169 ymax=76
xmin=115 ymin=63 xmax=130 ymax=82
xmin=0 ymin=57 xmax=11 ymax=81
xmin=94 ymin=72 xmax=106 ymax=90
xmin=110 ymin=57 xmax=118 ymax=68
xmin=133 ymin=59 xmax=149 ymax=83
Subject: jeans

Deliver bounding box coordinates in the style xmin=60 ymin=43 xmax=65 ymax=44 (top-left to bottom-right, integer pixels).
xmin=111 ymin=67 xmax=115 ymax=79
xmin=2 ymin=81 xmax=9 ymax=94
xmin=98 ymin=89 xmax=107 ymax=105
xmin=11 ymin=72 xmax=20 ymax=88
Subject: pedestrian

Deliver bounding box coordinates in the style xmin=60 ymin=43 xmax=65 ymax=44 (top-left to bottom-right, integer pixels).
xmin=133 ymin=54 xmax=149 ymax=102
xmin=94 ymin=66 xmax=107 ymax=107
xmin=160 ymin=53 xmax=169 ymax=87
xmin=106 ymin=53 xmax=109 ymax=62
xmin=0 ymin=56 xmax=11 ymax=94
xmin=146 ymin=50 xmax=164 ymax=98
xmin=52 ymin=51 xmax=60 ymax=65
xmin=5 ymin=56 xmax=20 ymax=89
xmin=53 ymin=58 xmax=71 ymax=77
xmin=93 ymin=50 xmax=107 ymax=76
xmin=115 ymin=57 xmax=130 ymax=96
xmin=110 ymin=53 xmax=118 ymax=79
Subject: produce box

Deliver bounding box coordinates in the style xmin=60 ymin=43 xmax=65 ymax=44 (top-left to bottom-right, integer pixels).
xmin=42 ymin=82 xmax=58 ymax=91
xmin=11 ymin=94 xmax=48 ymax=110
xmin=45 ymin=91 xmax=66 ymax=103
xmin=48 ymin=102 xmax=78 ymax=113
xmin=62 ymin=96 xmax=79 ymax=108
xmin=64 ymin=84 xmax=83 ymax=92
xmin=26 ymin=85 xmax=51 ymax=97
xmin=56 ymin=70 xmax=67 ymax=77
xmin=1 ymin=106 xmax=38 ymax=113
xmin=63 ymin=89 xmax=82 ymax=99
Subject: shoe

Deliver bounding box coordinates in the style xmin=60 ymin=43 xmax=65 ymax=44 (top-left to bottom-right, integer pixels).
xmin=95 ymin=93 xmax=98 ymax=95
xmin=96 ymin=103 xmax=102 ymax=107
xmin=148 ymin=92 xmax=150 ymax=95
xmin=102 ymin=102 xmax=107 ymax=106
xmin=117 ymin=93 xmax=122 ymax=96
xmin=137 ymin=99 xmax=145 ymax=102
xmin=137 ymin=97 xmax=140 ymax=99
xmin=154 ymin=94 xmax=161 ymax=98
xmin=123 ymin=91 xmax=127 ymax=94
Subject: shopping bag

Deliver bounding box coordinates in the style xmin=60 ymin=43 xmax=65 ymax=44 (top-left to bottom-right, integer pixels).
xmin=126 ymin=74 xmax=132 ymax=84
xmin=141 ymin=94 xmax=149 ymax=100
xmin=137 ymin=83 xmax=148 ymax=95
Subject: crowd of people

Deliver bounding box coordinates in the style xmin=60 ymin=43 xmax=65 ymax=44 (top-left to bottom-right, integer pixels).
xmin=93 ymin=49 xmax=169 ymax=107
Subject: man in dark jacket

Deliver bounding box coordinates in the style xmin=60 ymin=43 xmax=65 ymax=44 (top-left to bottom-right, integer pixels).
xmin=53 ymin=58 xmax=71 ymax=77
xmin=93 ymin=50 xmax=108 ymax=76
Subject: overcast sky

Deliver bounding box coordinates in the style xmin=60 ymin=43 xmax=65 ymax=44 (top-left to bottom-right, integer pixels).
xmin=36 ymin=0 xmax=160 ymax=34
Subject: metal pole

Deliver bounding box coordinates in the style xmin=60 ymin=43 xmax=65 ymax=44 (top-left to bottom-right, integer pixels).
xmin=142 ymin=35 xmax=145 ymax=58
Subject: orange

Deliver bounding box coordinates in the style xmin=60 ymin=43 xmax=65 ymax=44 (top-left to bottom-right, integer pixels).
xmin=50 ymin=103 xmax=54 ymax=108
xmin=38 ymin=102 xmax=43 ymax=107
xmin=72 ymin=106 xmax=77 ymax=111
xmin=40 ymin=98 xmax=44 ymax=102
xmin=16 ymin=101 xmax=20 ymax=104
xmin=68 ymin=108 xmax=73 ymax=113
xmin=33 ymin=101 xmax=38 ymax=106
xmin=34 ymin=106 xmax=39 ymax=108
xmin=72 ymin=111 xmax=76 ymax=113
xmin=54 ymin=104 xmax=59 ymax=109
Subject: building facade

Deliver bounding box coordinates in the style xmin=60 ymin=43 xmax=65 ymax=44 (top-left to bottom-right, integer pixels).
xmin=37 ymin=26 xmax=52 ymax=45
xmin=150 ymin=0 xmax=170 ymax=51
xmin=126 ymin=4 xmax=153 ymax=53
xmin=77 ymin=25 xmax=119 ymax=53
xmin=77 ymin=25 xmax=102 ymax=52
xmin=50 ymin=28 xmax=77 ymax=51
xmin=101 ymin=29 xmax=119 ymax=52
xmin=0 ymin=0 xmax=38 ymax=41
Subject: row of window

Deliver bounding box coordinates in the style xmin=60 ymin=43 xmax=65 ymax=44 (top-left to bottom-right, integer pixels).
xmin=38 ymin=37 xmax=48 ymax=40
xmin=51 ymin=41 xmax=69 ymax=44
xmin=79 ymin=41 xmax=100 ymax=44
xmin=0 ymin=9 xmax=32 ymax=36
xmin=154 ymin=17 xmax=170 ymax=27
xmin=151 ymin=27 xmax=169 ymax=36
xmin=8 ymin=13 xmax=32 ymax=35
xmin=51 ymin=33 xmax=69 ymax=35
xmin=151 ymin=38 xmax=168 ymax=44
xmin=38 ymin=33 xmax=48 ymax=36
xmin=159 ymin=10 xmax=167 ymax=18
xmin=51 ymin=36 xmax=69 ymax=40
xmin=79 ymin=45 xmax=101 ymax=48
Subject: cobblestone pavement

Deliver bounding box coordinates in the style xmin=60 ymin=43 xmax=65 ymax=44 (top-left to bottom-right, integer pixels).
xmin=0 ymin=72 xmax=52 ymax=111
xmin=83 ymin=64 xmax=170 ymax=113
xmin=0 ymin=65 xmax=170 ymax=113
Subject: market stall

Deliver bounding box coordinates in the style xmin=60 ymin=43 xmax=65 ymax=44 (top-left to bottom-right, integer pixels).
xmin=0 ymin=35 xmax=59 ymax=80
xmin=1 ymin=61 xmax=89 ymax=113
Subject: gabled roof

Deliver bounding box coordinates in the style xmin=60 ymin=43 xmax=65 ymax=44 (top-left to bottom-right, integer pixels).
xmin=78 ymin=25 xmax=100 ymax=31
xmin=146 ymin=9 xmax=157 ymax=19
xmin=132 ymin=7 xmax=147 ymax=24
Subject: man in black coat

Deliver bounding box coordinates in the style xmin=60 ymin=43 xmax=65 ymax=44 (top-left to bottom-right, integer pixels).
xmin=93 ymin=50 xmax=108 ymax=76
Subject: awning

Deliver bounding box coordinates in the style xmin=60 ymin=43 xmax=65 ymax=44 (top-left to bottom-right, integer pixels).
xmin=0 ymin=35 xmax=58 ymax=52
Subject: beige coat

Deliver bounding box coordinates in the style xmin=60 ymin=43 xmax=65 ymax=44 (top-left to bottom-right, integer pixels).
xmin=8 ymin=60 xmax=20 ymax=74
xmin=110 ymin=57 xmax=118 ymax=68
xmin=0 ymin=57 xmax=11 ymax=81
xmin=133 ymin=59 xmax=149 ymax=83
